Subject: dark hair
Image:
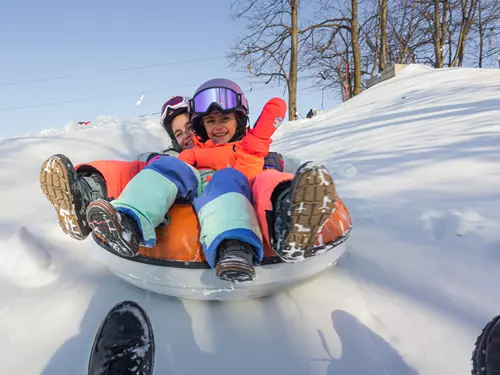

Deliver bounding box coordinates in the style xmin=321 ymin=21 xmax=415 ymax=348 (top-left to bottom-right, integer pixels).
xmin=231 ymin=112 xmax=248 ymax=142
xmin=162 ymin=107 xmax=188 ymax=152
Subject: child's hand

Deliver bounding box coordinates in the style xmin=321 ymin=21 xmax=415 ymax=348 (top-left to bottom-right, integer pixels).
xmin=242 ymin=98 xmax=287 ymax=156
xmin=250 ymin=97 xmax=287 ymax=140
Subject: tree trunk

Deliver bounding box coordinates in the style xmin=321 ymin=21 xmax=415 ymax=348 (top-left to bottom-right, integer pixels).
xmin=351 ymin=0 xmax=362 ymax=95
xmin=451 ymin=0 xmax=478 ymax=67
xmin=288 ymin=0 xmax=299 ymax=120
xmin=379 ymin=0 xmax=388 ymax=72
xmin=479 ymin=0 xmax=483 ymax=67
xmin=441 ymin=0 xmax=448 ymax=63
xmin=372 ymin=21 xmax=379 ymax=77
xmin=434 ymin=0 xmax=444 ymax=67
xmin=339 ymin=59 xmax=347 ymax=102
xmin=448 ymin=15 xmax=453 ymax=66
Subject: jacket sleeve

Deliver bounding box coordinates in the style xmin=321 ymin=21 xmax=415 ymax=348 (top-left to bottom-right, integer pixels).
xmin=233 ymin=146 xmax=265 ymax=180
xmin=178 ymin=149 xmax=196 ymax=166
xmin=241 ymin=97 xmax=287 ymax=156
xmin=233 ymin=98 xmax=287 ymax=179
xmin=177 ymin=136 xmax=213 ymax=167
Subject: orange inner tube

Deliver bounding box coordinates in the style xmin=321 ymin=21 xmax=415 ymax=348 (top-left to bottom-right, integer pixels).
xmin=138 ymin=197 xmax=352 ymax=262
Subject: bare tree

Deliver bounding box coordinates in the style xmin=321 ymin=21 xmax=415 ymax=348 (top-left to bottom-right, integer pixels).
xmin=299 ymin=0 xmax=365 ymax=98
xmin=455 ymin=0 xmax=479 ymax=66
xmin=429 ymin=0 xmax=480 ymax=67
xmin=290 ymin=0 xmax=299 ymax=119
xmin=433 ymin=0 xmax=446 ymax=67
xmin=387 ymin=0 xmax=431 ymax=65
xmin=315 ymin=49 xmax=350 ymax=101
xmin=379 ymin=0 xmax=388 ymax=71
xmin=229 ymin=0 xmax=305 ymax=120
xmin=230 ymin=0 xmax=498 ymax=113
xmin=371 ymin=8 xmax=380 ymax=76
xmin=351 ymin=0 xmax=362 ymax=94
xmin=474 ymin=0 xmax=500 ymax=67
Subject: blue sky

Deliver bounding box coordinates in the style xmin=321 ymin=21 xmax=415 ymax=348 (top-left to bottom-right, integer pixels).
xmin=0 ymin=0 xmax=339 ymax=137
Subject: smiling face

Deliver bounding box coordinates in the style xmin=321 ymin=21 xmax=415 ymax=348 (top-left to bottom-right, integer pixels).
xmin=202 ymin=111 xmax=237 ymax=144
xmin=171 ymin=113 xmax=194 ymax=149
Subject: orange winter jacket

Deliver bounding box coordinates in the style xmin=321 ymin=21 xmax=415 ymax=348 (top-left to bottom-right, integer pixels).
xmin=178 ymin=97 xmax=287 ymax=180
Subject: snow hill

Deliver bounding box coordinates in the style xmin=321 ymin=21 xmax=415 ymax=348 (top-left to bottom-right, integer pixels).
xmin=0 ymin=64 xmax=499 ymax=374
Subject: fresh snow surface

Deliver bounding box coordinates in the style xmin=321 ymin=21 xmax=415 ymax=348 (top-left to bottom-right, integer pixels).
xmin=0 ymin=65 xmax=499 ymax=374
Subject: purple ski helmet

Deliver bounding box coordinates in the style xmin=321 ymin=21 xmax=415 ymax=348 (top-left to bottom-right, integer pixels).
xmin=189 ymin=78 xmax=249 ymax=142
xmin=160 ymin=95 xmax=191 ymax=152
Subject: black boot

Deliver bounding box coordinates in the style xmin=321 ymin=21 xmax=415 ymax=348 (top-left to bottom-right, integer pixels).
xmin=86 ymin=200 xmax=141 ymax=258
xmin=271 ymin=162 xmax=336 ymax=262
xmin=472 ymin=315 xmax=500 ymax=375
xmin=215 ymin=239 xmax=256 ymax=283
xmin=40 ymin=154 xmax=107 ymax=240
xmin=88 ymin=301 xmax=155 ymax=375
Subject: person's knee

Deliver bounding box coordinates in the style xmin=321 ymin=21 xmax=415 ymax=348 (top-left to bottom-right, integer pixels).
xmin=212 ymin=168 xmax=248 ymax=184
xmin=146 ymin=156 xmax=193 ymax=178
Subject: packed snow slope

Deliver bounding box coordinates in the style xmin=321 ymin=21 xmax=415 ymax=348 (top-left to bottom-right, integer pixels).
xmin=1 ymin=64 xmax=499 ymax=374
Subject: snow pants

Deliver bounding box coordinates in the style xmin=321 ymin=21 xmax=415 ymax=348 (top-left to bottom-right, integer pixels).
xmin=109 ymin=157 xmax=263 ymax=268
xmin=250 ymin=169 xmax=295 ymax=246
xmin=75 ymin=160 xmax=146 ymax=200
xmin=76 ymin=158 xmax=305 ymax=250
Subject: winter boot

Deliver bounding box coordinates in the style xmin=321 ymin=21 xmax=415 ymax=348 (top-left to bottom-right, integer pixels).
xmin=271 ymin=161 xmax=336 ymax=262
xmin=472 ymin=315 xmax=500 ymax=375
xmin=88 ymin=301 xmax=155 ymax=375
xmin=215 ymin=239 xmax=256 ymax=283
xmin=40 ymin=154 xmax=107 ymax=240
xmin=86 ymin=199 xmax=141 ymax=258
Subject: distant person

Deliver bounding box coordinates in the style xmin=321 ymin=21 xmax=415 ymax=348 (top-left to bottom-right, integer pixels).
xmin=306 ymin=109 xmax=314 ymax=119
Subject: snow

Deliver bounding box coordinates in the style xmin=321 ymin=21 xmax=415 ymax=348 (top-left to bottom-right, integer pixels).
xmin=0 ymin=64 xmax=500 ymax=374
xmin=0 ymin=226 xmax=54 ymax=287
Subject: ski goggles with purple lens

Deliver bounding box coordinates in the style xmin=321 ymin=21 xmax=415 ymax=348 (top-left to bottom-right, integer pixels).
xmin=190 ymin=87 xmax=247 ymax=115
xmin=160 ymin=95 xmax=190 ymax=123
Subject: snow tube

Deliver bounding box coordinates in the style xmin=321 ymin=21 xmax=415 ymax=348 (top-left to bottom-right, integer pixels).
xmin=93 ymin=197 xmax=352 ymax=300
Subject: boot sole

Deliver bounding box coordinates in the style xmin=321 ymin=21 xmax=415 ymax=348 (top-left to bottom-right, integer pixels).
xmin=40 ymin=154 xmax=89 ymax=240
xmin=86 ymin=200 xmax=138 ymax=258
xmin=277 ymin=163 xmax=336 ymax=262
xmin=216 ymin=260 xmax=255 ymax=283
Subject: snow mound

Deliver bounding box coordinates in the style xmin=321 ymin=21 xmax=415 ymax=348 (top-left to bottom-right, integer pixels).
xmin=0 ymin=226 xmax=56 ymax=287
xmin=421 ymin=209 xmax=500 ymax=241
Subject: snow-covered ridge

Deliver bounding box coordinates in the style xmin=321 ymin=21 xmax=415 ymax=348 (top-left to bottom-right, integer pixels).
xmin=22 ymin=115 xmax=162 ymax=137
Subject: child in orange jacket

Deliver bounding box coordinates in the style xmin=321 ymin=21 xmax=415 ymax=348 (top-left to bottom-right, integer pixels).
xmin=41 ymin=79 xmax=336 ymax=283
xmin=40 ymin=94 xmax=295 ymax=244
xmin=84 ymin=79 xmax=293 ymax=283
xmin=179 ymin=78 xmax=337 ymax=263
xmin=83 ymin=78 xmax=334 ymax=283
